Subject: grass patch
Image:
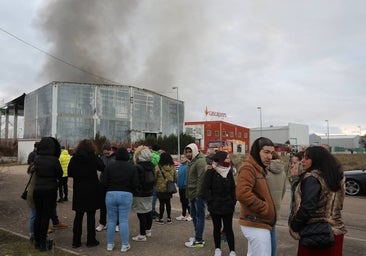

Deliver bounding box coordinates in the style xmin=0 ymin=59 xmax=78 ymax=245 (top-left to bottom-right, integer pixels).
xmin=0 ymin=229 xmax=77 ymax=256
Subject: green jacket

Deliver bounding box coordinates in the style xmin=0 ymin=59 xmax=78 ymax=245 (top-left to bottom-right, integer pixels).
xmin=185 ymin=143 xmax=207 ymax=200
xmin=151 ymin=150 xmax=160 ymax=166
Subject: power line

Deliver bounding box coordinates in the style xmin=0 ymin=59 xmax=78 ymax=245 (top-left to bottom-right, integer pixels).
xmin=0 ymin=26 xmax=119 ymax=84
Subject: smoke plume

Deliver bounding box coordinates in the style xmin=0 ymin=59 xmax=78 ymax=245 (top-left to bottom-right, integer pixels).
xmin=36 ymin=0 xmax=209 ymax=94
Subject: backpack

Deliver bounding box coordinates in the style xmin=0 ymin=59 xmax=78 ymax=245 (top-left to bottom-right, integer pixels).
xmin=143 ymin=167 xmax=155 ymax=186
xmin=135 ymin=164 xmax=155 ymax=195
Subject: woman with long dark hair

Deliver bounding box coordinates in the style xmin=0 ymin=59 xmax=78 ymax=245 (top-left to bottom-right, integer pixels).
xmin=289 ymin=146 xmax=347 ymax=256
xmin=154 ymin=152 xmax=177 ymax=224
xmin=236 ymin=137 xmax=276 ymax=255
xmin=68 ymin=139 xmax=104 ymax=248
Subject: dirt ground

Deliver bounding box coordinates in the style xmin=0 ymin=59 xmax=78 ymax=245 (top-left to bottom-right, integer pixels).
xmin=0 ymin=165 xmax=307 ymax=255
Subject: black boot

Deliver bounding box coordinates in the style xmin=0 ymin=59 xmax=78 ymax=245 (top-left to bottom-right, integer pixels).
xmin=46 ymin=239 xmax=54 ymax=250
xmin=38 ymin=242 xmax=47 ymax=252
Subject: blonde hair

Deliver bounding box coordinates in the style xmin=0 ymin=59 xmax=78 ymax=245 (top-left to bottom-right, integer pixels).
xmin=133 ymin=145 xmax=150 ymax=163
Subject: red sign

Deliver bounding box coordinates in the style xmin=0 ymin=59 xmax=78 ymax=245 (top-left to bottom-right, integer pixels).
xmin=205 ymin=106 xmax=227 ymax=118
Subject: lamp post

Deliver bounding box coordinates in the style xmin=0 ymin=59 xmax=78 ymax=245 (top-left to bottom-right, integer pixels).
xmin=325 ymin=119 xmax=330 ymax=148
xmin=257 ymin=107 xmax=262 ymax=137
xmin=172 ymin=87 xmax=180 ymax=160
xmin=290 ymin=137 xmax=298 ymax=152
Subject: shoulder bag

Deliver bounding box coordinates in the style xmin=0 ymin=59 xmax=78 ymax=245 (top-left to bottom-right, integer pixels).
xmin=300 ymin=221 xmax=335 ymax=249
xmin=160 ymin=168 xmax=177 ymax=194
xmin=21 ymin=172 xmax=34 ymax=200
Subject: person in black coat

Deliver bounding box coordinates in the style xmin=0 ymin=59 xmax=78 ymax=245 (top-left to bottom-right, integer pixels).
xmin=203 ymin=151 xmax=237 ymax=256
xmin=100 ymin=147 xmax=139 ymax=252
xmin=33 ymin=137 xmax=63 ymax=251
xmin=68 ymin=139 xmax=105 ymax=248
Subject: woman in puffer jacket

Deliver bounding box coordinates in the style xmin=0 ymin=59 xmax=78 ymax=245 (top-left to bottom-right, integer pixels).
xmin=33 ymin=137 xmax=63 ymax=251
xmin=154 ymin=152 xmax=177 ymax=224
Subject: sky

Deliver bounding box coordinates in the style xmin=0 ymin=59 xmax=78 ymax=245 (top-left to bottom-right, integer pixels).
xmin=0 ymin=0 xmax=365 ymax=136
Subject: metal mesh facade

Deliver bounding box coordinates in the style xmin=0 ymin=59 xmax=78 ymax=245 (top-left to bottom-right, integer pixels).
xmin=23 ymin=82 xmax=183 ymax=147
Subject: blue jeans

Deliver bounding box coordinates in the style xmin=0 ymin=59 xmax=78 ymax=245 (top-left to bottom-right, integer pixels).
xmin=270 ymin=225 xmax=277 ymax=256
xmin=189 ymin=198 xmax=206 ymax=241
xmin=106 ymin=191 xmax=133 ymax=247
xmin=152 ymin=187 xmax=157 ymax=212
xmin=29 ymin=207 xmax=36 ymax=238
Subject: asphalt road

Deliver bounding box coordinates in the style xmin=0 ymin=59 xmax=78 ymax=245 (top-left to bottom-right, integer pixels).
xmin=0 ymin=165 xmax=366 ymax=256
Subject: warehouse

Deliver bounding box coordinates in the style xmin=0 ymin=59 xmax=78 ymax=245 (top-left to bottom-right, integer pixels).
xmin=22 ymin=81 xmax=183 ymax=147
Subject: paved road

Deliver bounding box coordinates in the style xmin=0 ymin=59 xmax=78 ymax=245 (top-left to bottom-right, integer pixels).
xmin=0 ymin=165 xmax=366 ymax=256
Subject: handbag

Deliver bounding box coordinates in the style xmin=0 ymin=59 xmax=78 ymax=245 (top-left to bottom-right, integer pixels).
xmin=300 ymin=221 xmax=335 ymax=249
xmin=21 ymin=190 xmax=28 ymax=200
xmin=159 ymin=168 xmax=177 ymax=194
xmin=21 ymin=170 xmax=34 ymax=200
xmin=166 ymin=180 xmax=177 ymax=194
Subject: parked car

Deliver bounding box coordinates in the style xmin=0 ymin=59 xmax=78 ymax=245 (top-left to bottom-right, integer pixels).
xmin=344 ymin=170 xmax=366 ymax=196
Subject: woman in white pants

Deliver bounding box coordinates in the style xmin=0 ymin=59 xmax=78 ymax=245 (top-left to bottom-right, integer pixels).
xmin=236 ymin=137 xmax=276 ymax=256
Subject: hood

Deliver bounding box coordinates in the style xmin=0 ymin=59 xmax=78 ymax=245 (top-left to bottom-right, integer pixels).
xmin=185 ymin=143 xmax=199 ymax=159
xmin=60 ymin=149 xmax=69 ymax=156
xmin=269 ymin=159 xmax=285 ymax=174
xmin=37 ymin=137 xmax=60 ymax=157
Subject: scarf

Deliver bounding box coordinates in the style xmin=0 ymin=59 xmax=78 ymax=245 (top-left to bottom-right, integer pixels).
xmin=212 ymin=162 xmax=231 ymax=178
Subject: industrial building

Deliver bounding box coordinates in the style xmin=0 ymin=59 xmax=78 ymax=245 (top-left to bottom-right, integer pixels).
xmin=309 ymin=134 xmax=363 ymax=153
xmin=250 ymin=123 xmax=310 ymax=151
xmin=20 ymin=81 xmax=183 ymax=147
xmin=184 ymin=120 xmax=250 ymax=154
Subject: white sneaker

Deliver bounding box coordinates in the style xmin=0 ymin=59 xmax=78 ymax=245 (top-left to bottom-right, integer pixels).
xmin=146 ymin=229 xmax=152 ymax=237
xmin=132 ymin=234 xmax=147 ymax=241
xmin=184 ymin=239 xmax=205 ymax=248
xmin=115 ymin=225 xmax=119 ymax=232
xmin=106 ymin=244 xmax=114 ymax=251
xmin=214 ymin=248 xmax=222 ymax=256
xmin=186 ymin=215 xmax=192 ymax=221
xmin=96 ymin=224 xmax=106 ymax=232
xmin=176 ymin=215 xmax=186 ymax=221
xmin=121 ymin=244 xmax=130 ymax=252
xmin=229 ymin=251 xmax=237 ymax=256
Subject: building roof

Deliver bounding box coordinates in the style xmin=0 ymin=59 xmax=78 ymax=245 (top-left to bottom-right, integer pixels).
xmin=0 ymin=93 xmax=25 ymax=115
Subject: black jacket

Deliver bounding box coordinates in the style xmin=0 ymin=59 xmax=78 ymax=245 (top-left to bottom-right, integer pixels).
xmin=290 ymin=175 xmax=321 ymax=232
xmin=33 ymin=137 xmax=63 ymax=192
xmin=68 ymin=152 xmax=104 ymax=211
xmin=134 ymin=161 xmax=155 ymax=197
xmin=203 ymin=168 xmax=236 ymax=215
xmin=101 ymin=160 xmax=139 ymax=194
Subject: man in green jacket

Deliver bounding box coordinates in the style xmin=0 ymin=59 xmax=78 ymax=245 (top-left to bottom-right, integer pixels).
xmin=184 ymin=143 xmax=207 ymax=248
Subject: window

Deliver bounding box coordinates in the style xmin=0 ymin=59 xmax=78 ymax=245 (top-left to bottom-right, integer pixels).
xmin=229 ymin=131 xmax=234 ymax=138
xmin=207 ymin=130 xmax=211 ymax=136
xmin=222 ymin=131 xmax=227 ymax=137
xmin=215 ymin=131 xmax=219 ymax=137
xmin=238 ymin=132 xmax=242 ymax=138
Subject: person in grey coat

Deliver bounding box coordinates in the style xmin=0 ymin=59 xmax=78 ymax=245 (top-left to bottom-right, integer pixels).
xmin=267 ymin=151 xmax=286 ymax=256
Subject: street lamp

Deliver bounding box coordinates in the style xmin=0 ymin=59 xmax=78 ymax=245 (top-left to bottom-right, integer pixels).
xmin=290 ymin=137 xmax=298 ymax=152
xmin=257 ymin=107 xmax=262 ymax=137
xmin=172 ymin=87 xmax=180 ymax=159
xmin=325 ymin=119 xmax=330 ymax=148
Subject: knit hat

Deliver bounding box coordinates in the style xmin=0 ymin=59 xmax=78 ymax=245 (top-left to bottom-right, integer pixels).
xmin=213 ymin=151 xmax=228 ymax=164
xmin=139 ymin=148 xmax=152 ymax=162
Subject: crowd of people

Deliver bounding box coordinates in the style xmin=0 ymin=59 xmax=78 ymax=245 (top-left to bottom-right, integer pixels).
xmin=24 ymin=136 xmax=346 ymax=256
